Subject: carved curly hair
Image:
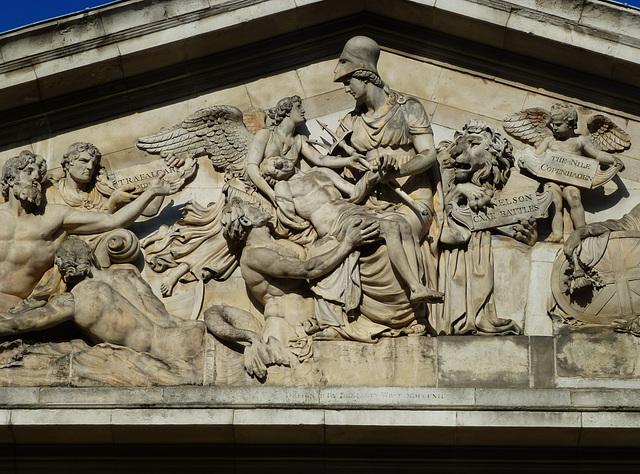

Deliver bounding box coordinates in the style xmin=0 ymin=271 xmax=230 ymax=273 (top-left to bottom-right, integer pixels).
xmin=221 ymin=197 xmax=261 ymax=242
xmin=1 ymin=150 xmax=47 ymax=199
xmin=550 ymin=103 xmax=578 ymax=129
xmin=453 ymin=120 xmax=514 ymax=190
xmin=61 ymin=142 xmax=102 ymax=170
xmin=54 ymin=237 xmax=94 ymax=284
xmin=267 ymin=95 xmax=303 ymax=126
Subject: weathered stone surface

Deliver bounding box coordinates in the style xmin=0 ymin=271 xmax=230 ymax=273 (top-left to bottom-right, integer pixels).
xmin=245 ymin=70 xmax=306 ymax=110
xmin=10 ymin=408 xmax=113 ymax=444
xmin=437 ymin=337 xmax=530 ymax=388
xmin=0 ymin=6 xmax=638 ymax=459
xmin=524 ymin=260 xmax=554 ymax=336
xmin=0 ymin=388 xmax=39 ymax=406
xmin=234 ymin=408 xmax=325 ymax=444
xmin=38 ymin=387 xmax=164 ymax=406
xmin=312 ymin=338 xmax=437 ymax=387
xmin=530 ymin=336 xmax=555 ymax=388
xmin=556 ymin=325 xmax=640 ymax=379
xmin=318 ymin=387 xmax=473 ymax=408
xmin=324 ymin=409 xmax=457 ymax=445
xmin=492 ymin=238 xmax=531 ymax=330
xmin=432 ymin=69 xmax=528 ymax=122
xmin=455 ymin=410 xmax=582 ymax=446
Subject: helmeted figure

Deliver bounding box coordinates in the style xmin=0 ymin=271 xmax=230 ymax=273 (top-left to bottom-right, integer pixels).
xmin=319 ymin=36 xmax=444 ymax=338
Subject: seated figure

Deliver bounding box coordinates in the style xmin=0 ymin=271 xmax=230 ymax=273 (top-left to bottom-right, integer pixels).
xmin=258 ymin=156 xmax=442 ymax=341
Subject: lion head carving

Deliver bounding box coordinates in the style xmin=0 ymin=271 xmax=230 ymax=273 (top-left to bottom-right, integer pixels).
xmin=441 ymin=120 xmax=514 ymax=191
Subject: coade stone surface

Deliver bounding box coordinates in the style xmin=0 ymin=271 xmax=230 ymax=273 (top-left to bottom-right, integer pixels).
xmin=556 ymin=325 xmax=640 ymax=379
xmin=438 ymin=337 xmax=530 ymax=388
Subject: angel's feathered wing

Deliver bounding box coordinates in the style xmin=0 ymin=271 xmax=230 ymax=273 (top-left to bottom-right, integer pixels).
xmin=586 ymin=115 xmax=631 ymax=152
xmin=503 ymin=107 xmax=552 ymax=147
xmin=137 ymin=105 xmax=257 ymax=181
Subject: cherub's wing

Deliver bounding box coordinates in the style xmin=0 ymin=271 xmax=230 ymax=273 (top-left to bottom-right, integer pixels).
xmin=137 ymin=105 xmax=254 ymax=178
xmin=586 ymin=115 xmax=631 ymax=152
xmin=503 ymin=108 xmax=552 ymax=147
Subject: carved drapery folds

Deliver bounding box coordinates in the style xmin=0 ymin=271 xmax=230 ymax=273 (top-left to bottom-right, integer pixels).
xmin=0 ymin=36 xmax=635 ymax=386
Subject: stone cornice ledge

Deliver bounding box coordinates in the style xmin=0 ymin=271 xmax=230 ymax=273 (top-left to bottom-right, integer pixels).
xmin=1 ymin=387 xmax=640 ymax=446
xmin=0 ymin=0 xmax=637 ymax=86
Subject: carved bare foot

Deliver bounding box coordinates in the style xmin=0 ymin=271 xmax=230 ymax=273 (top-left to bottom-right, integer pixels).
xmin=302 ymin=318 xmax=320 ymax=335
xmin=406 ymin=323 xmax=427 ymax=335
xmin=7 ymin=298 xmax=46 ymax=314
xmin=160 ymin=263 xmax=190 ymax=297
xmin=547 ymin=233 xmax=564 ymax=243
xmin=0 ymin=313 xmax=18 ymax=334
xmin=410 ymin=286 xmax=444 ymax=303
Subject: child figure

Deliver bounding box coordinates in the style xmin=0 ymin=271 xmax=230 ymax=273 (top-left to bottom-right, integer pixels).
xmin=504 ymin=102 xmax=629 ymax=242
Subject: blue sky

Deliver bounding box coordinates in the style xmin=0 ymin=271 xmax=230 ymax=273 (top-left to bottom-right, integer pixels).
xmin=0 ymin=1 xmax=120 ymax=33
xmin=0 ymin=0 xmax=639 ymax=34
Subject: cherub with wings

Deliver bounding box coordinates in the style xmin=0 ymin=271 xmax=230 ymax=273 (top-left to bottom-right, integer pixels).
xmin=137 ymin=97 xmax=362 ymax=298
xmin=503 ymin=102 xmax=630 ymax=241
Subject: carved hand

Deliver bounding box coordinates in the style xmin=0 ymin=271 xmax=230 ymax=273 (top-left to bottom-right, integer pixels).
xmin=148 ymin=172 xmax=184 ymax=196
xmin=344 ymin=217 xmax=380 ymax=248
xmin=564 ymin=227 xmax=589 ymax=260
xmin=164 ymin=152 xmax=188 ymax=168
xmin=108 ymin=184 xmax=139 ymax=211
xmin=344 ymin=155 xmax=368 ymax=172
xmin=243 ymin=336 xmax=291 ymax=379
xmin=371 ymin=154 xmax=398 ymax=175
xmin=512 ymin=217 xmax=538 ymax=246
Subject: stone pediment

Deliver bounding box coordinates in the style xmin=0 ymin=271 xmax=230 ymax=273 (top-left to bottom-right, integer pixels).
xmin=1 ymin=0 xmax=640 ymax=464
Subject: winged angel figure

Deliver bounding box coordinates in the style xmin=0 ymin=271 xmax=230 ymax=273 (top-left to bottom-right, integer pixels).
xmin=137 ymin=105 xmax=273 ymax=299
xmin=137 ymin=97 xmax=357 ymax=300
xmin=503 ymin=103 xmax=630 ymax=241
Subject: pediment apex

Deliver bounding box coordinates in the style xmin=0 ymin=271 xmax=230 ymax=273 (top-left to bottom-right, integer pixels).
xmin=0 ymin=0 xmax=638 ymax=145
xmin=1 ymin=0 xmax=638 ymax=91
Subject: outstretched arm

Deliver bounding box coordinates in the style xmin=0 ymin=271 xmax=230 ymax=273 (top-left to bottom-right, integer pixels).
xmin=203 ymin=304 xmax=290 ymax=379
xmin=0 ymin=293 xmax=75 ymax=336
xmin=61 ymin=176 xmax=182 ymax=234
xmin=244 ymin=218 xmax=379 ymax=280
xmin=564 ymin=220 xmax=624 ymax=259
xmin=582 ymin=138 xmax=622 ymax=167
xmin=203 ymin=304 xmax=262 ymax=345
xmin=314 ymin=167 xmax=356 ymax=196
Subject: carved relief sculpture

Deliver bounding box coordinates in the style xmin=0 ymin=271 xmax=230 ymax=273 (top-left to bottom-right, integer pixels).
xmin=432 ymin=121 xmax=535 ymax=335
xmin=551 ymin=203 xmax=640 ymax=334
xmin=503 ymin=103 xmax=630 ymax=240
xmin=1 ymin=32 xmax=636 ymax=387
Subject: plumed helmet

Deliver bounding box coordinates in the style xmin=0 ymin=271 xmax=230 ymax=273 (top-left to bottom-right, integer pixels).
xmin=333 ymin=36 xmax=380 ymax=82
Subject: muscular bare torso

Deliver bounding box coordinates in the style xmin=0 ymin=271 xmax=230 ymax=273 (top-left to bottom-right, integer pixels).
xmin=283 ymin=170 xmax=354 ymax=237
xmin=71 ymin=266 xmax=205 ymax=360
xmin=0 ymin=204 xmax=69 ymax=310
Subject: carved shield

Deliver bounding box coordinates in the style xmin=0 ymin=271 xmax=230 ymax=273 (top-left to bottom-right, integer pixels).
xmin=551 ymin=231 xmax=640 ymax=324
